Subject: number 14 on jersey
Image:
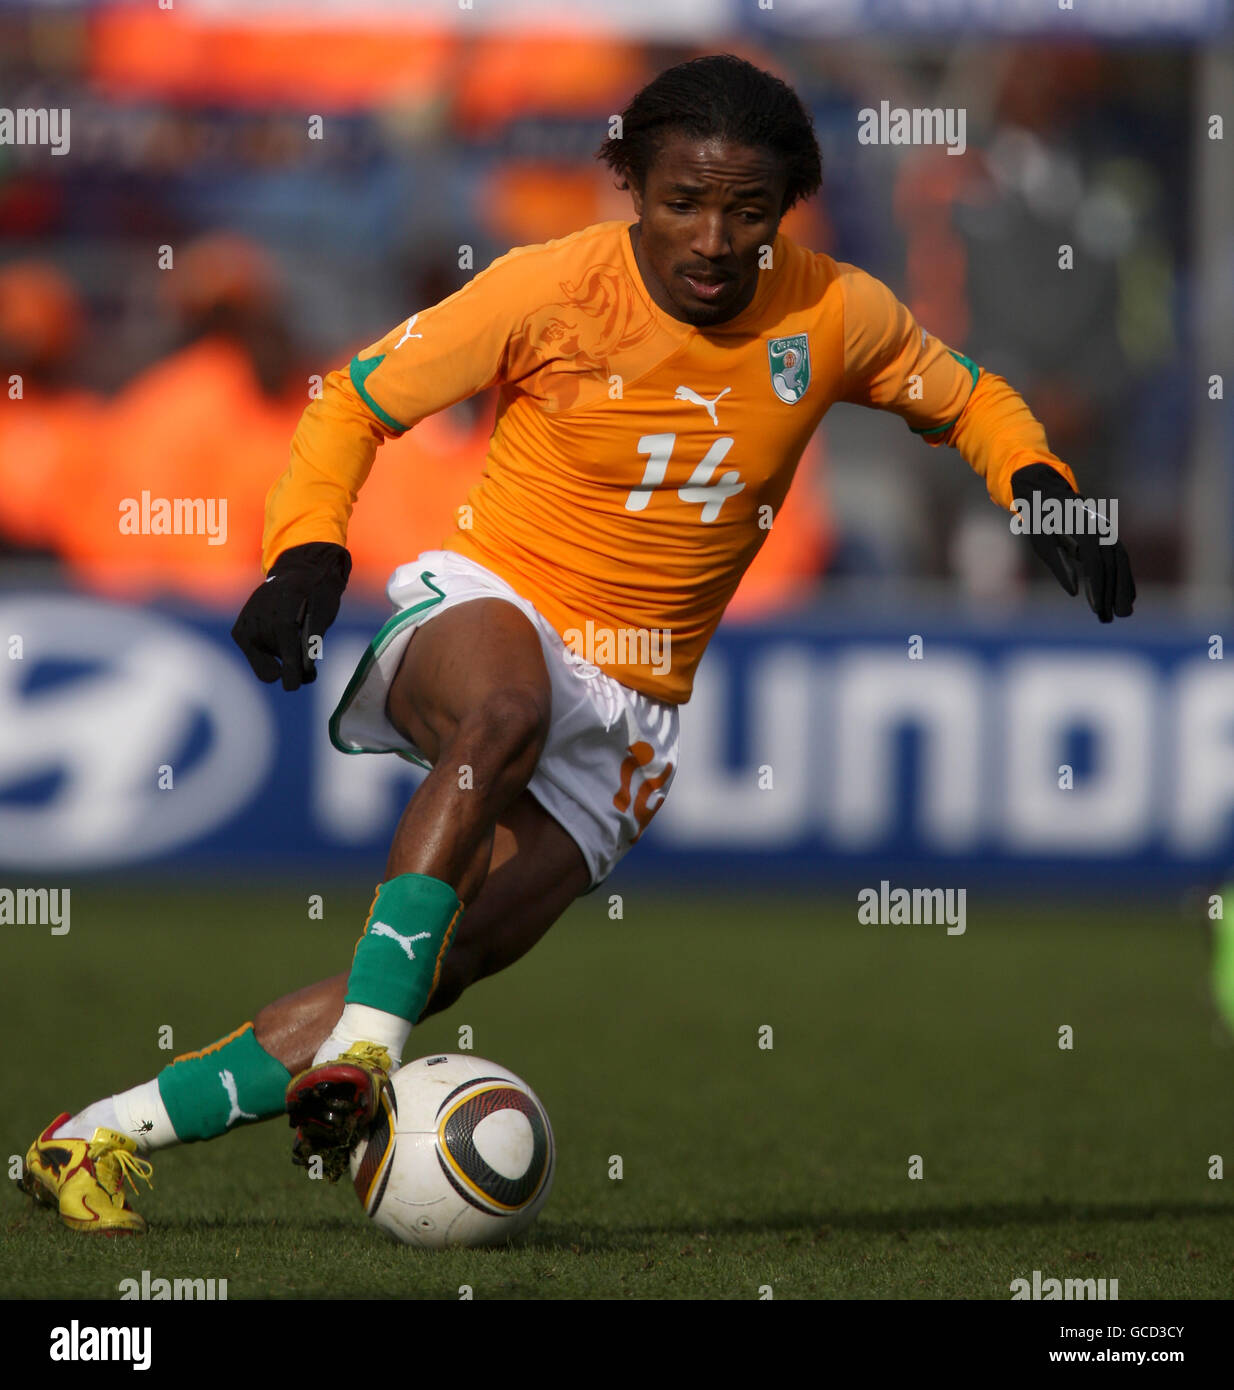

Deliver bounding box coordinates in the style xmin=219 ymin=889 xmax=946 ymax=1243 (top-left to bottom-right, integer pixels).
xmin=625 ymin=433 xmax=745 ymax=523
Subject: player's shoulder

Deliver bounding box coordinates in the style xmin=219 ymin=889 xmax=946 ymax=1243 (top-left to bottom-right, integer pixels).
xmin=478 ymin=221 xmax=630 ymax=285
xmin=761 ymin=234 xmax=855 ymax=329
xmin=774 ymin=243 xmax=907 ymax=349
xmin=770 ymin=237 xmax=891 ymax=309
xmin=409 ymin=222 xmax=631 ymax=343
xmin=754 ymin=242 xmax=908 ymax=373
xmin=824 ymin=254 xmax=902 ymax=323
xmin=771 ymin=234 xmax=840 ymax=288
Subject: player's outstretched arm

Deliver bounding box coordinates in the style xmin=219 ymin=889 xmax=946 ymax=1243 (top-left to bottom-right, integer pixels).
xmin=922 ymin=369 xmax=1136 ymax=623
xmin=232 ymin=354 xmax=405 ymax=690
xmin=235 ymin=241 xmax=544 ymax=691
xmin=835 ymin=263 xmax=1134 ymax=624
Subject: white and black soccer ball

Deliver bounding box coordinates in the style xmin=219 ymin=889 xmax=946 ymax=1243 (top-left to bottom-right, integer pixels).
xmin=349 ymin=1053 xmax=554 ymax=1248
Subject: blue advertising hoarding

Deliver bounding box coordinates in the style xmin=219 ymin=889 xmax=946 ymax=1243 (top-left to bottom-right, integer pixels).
xmin=2 ymin=588 xmax=1232 ymax=895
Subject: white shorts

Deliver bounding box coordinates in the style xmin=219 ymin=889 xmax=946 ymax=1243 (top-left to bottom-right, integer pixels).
xmin=329 ymin=550 xmax=680 ymax=889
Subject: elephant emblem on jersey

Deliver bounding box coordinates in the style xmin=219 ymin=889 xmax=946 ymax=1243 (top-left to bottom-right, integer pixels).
xmin=768 ymin=333 xmax=811 ymax=404
xmin=511 ymin=268 xmax=658 ymax=410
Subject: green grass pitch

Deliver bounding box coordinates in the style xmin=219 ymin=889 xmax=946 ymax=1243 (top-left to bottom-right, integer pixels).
xmin=4 ymin=884 xmax=1232 ymax=1300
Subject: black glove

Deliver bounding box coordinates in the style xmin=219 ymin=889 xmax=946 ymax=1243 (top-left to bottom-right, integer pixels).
xmin=1010 ymin=464 xmax=1135 ymax=623
xmin=231 ymin=541 xmax=351 ymax=690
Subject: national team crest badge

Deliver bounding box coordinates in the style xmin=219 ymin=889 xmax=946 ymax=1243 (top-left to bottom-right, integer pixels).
xmin=767 ymin=334 xmax=810 ymax=404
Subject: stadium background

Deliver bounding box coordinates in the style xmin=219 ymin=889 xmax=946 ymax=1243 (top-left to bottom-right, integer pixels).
xmin=2 ymin=0 xmax=1234 ymax=1303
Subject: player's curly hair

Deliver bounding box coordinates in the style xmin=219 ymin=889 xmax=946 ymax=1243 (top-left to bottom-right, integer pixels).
xmin=597 ymin=55 xmax=822 ymax=214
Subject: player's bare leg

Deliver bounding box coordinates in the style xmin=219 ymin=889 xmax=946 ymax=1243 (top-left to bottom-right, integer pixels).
xmin=285 ymin=598 xmax=573 ymax=1172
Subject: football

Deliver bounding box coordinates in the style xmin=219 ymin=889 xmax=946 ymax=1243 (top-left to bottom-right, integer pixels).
xmin=349 ymin=1053 xmax=555 ymax=1248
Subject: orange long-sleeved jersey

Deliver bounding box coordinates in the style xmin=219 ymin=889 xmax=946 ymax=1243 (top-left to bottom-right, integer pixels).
xmin=263 ymin=221 xmax=1074 ymax=702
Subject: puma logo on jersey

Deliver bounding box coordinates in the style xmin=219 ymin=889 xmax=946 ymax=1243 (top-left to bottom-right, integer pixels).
xmin=674 ymin=384 xmax=731 ymax=427
xmin=219 ymin=1069 xmax=258 ymax=1128
xmin=369 ymin=920 xmax=432 ymax=962
xmin=394 ymin=314 xmax=422 ymax=349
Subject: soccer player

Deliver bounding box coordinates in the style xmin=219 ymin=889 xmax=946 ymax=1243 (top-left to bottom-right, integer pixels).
xmin=22 ymin=54 xmax=1133 ymax=1232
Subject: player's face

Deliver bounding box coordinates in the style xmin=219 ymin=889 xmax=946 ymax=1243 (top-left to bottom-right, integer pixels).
xmin=630 ymin=133 xmax=787 ymax=328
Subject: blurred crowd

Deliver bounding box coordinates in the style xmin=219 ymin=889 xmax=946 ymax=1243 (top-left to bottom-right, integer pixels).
xmin=0 ymin=6 xmax=1193 ymax=614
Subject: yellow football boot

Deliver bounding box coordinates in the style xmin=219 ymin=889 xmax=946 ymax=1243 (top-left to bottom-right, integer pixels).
xmin=19 ymin=1113 xmax=153 ymax=1234
xmin=286 ymin=1041 xmax=392 ymax=1182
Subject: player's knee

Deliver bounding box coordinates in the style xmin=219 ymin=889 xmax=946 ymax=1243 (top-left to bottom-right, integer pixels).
xmin=457 ymin=685 xmax=550 ymax=782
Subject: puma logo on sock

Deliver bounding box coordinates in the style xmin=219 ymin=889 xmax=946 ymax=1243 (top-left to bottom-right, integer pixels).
xmin=369 ymin=921 xmax=432 ymax=963
xmin=219 ymin=1069 xmax=258 ymax=1128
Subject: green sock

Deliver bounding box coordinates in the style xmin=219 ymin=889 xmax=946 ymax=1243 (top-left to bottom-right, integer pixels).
xmin=345 ymin=873 xmax=463 ymax=1020
xmin=157 ymin=1022 xmax=291 ymax=1143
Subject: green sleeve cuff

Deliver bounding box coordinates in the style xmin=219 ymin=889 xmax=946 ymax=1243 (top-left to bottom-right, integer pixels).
xmin=349 ymin=354 xmax=409 ymax=434
xmin=911 ymin=349 xmax=980 ymax=438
